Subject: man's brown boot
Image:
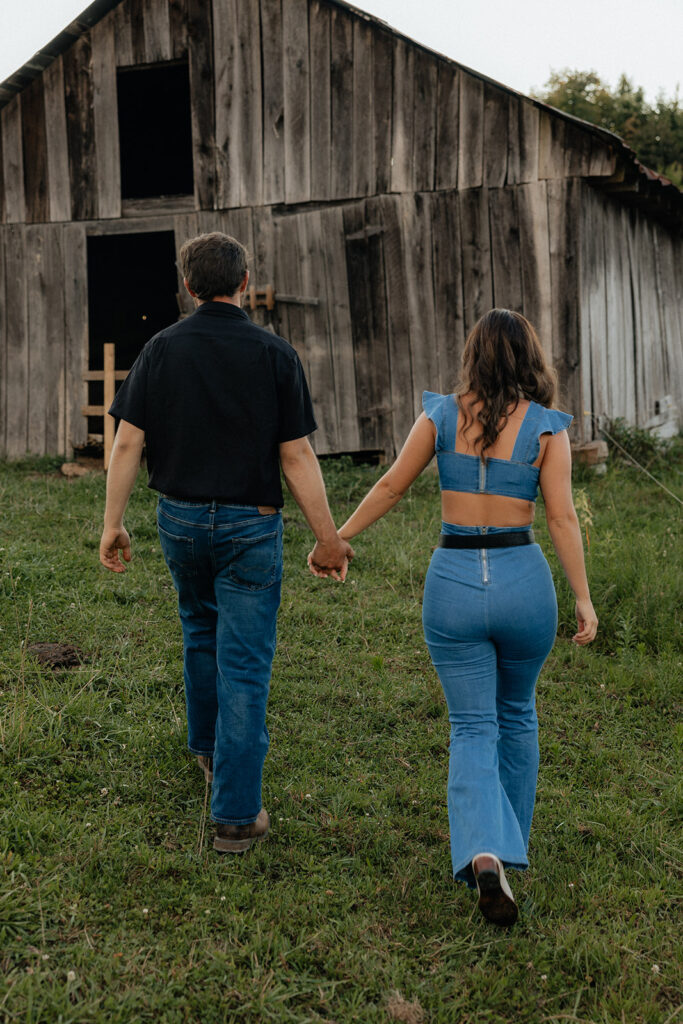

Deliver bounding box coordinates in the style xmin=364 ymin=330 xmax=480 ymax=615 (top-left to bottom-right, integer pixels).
xmin=214 ymin=809 xmax=270 ymax=853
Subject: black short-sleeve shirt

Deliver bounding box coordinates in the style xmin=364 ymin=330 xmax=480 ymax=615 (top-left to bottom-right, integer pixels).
xmin=109 ymin=301 xmax=317 ymax=506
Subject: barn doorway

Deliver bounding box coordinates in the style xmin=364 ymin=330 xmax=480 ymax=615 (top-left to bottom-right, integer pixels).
xmin=86 ymin=231 xmax=179 ymax=436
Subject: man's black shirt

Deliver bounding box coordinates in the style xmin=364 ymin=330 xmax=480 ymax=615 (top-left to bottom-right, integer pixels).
xmin=109 ymin=301 xmax=317 ymax=506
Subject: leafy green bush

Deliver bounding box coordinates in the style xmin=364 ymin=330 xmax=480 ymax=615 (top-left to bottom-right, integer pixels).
xmin=600 ymin=417 xmax=678 ymax=470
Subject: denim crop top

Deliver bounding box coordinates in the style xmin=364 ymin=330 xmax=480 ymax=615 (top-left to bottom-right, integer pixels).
xmin=422 ymin=391 xmax=573 ymax=502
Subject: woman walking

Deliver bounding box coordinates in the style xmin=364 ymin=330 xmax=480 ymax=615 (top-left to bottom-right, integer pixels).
xmin=310 ymin=309 xmax=597 ymax=926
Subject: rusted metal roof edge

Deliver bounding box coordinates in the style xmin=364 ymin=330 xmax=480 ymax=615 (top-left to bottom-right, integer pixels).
xmin=1 ymin=0 xmax=680 ymax=215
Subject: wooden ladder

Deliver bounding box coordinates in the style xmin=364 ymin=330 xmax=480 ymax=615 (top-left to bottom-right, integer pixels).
xmin=82 ymin=343 xmax=129 ymax=469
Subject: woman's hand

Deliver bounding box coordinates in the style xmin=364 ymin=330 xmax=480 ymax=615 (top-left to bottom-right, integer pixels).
xmin=573 ymin=598 xmax=598 ymax=645
xmin=307 ymin=551 xmax=349 ymax=582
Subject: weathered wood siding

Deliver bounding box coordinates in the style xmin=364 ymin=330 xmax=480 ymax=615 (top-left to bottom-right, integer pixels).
xmin=0 ymin=0 xmax=678 ymax=460
xmin=0 ymin=0 xmax=616 ymax=225
xmin=580 ymin=183 xmax=683 ymax=434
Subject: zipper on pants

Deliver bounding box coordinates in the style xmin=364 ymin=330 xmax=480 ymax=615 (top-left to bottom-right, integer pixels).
xmin=481 ymin=525 xmax=490 ymax=584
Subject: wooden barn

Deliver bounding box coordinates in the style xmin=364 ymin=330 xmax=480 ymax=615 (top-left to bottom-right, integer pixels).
xmin=0 ymin=0 xmax=681 ymax=460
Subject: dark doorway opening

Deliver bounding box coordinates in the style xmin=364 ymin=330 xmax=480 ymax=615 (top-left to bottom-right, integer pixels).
xmin=117 ymin=60 xmax=193 ymax=199
xmin=86 ymin=231 xmax=179 ymax=435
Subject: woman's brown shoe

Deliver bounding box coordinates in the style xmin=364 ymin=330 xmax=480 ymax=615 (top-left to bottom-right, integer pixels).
xmin=472 ymin=853 xmax=518 ymax=927
xmin=214 ymin=809 xmax=270 ymax=853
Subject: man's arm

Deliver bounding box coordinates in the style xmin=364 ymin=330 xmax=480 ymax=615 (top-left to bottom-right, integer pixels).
xmin=99 ymin=420 xmax=146 ymax=573
xmin=279 ymin=436 xmax=354 ymax=580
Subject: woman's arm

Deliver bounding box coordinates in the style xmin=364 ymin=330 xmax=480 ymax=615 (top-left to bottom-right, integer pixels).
xmin=337 ymin=414 xmax=436 ymax=541
xmin=539 ymin=430 xmax=598 ymax=645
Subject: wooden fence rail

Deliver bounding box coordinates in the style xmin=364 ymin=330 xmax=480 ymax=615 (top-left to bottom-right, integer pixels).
xmin=81 ymin=343 xmax=129 ymax=468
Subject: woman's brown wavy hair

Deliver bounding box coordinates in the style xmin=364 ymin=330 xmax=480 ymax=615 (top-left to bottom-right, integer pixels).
xmin=456 ymin=309 xmax=557 ymax=457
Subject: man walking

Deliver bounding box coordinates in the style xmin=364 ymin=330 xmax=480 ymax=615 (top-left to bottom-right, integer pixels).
xmin=99 ymin=232 xmax=352 ymax=853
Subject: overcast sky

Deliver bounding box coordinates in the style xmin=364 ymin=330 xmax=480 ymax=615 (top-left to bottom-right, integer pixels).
xmin=1 ymin=0 xmax=680 ymax=104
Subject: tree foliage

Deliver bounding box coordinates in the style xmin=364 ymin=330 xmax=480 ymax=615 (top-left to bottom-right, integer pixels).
xmin=534 ymin=70 xmax=683 ymax=188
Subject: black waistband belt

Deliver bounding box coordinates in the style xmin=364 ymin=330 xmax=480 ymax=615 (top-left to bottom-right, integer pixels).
xmin=438 ymin=530 xmax=534 ymax=549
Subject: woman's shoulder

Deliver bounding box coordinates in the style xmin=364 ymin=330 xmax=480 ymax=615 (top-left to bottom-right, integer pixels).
xmin=529 ymin=401 xmax=573 ymax=434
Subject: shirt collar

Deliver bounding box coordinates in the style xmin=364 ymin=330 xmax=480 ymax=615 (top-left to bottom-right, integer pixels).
xmin=193 ymin=301 xmax=249 ymax=321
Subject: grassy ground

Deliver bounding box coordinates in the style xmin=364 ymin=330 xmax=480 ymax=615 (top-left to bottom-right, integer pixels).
xmin=0 ymin=449 xmax=680 ymax=1023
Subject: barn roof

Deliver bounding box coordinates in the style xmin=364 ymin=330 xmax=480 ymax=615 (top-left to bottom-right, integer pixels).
xmin=1 ymin=0 xmax=681 ymax=222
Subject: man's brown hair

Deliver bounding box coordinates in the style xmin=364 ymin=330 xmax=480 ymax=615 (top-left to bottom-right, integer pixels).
xmin=179 ymin=232 xmax=248 ymax=300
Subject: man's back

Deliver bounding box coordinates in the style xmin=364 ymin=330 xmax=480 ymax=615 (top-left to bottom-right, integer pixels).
xmin=110 ymin=300 xmax=315 ymax=505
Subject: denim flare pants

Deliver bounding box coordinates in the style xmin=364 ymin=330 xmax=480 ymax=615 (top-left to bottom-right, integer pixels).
xmin=422 ymin=523 xmax=557 ymax=886
xmin=157 ymin=496 xmax=283 ymax=824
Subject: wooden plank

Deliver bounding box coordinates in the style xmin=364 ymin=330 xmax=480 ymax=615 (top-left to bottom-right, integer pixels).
xmin=260 ymin=0 xmax=285 ymax=205
xmin=372 ymin=28 xmax=392 ymax=195
xmin=21 ymin=77 xmax=49 ymax=224
xmin=483 ymin=82 xmax=507 ymax=187
xmin=283 ymin=0 xmax=310 ymax=204
xmin=330 ymin=6 xmax=354 ymax=199
xmin=273 ymin=212 xmax=309 ymax=388
xmin=144 ymin=0 xmax=173 ymax=62
xmin=458 ymin=187 xmax=492 ymax=333
xmin=412 ymin=49 xmax=437 ymax=192
xmin=431 ymin=189 xmax=465 ymax=394
xmin=0 ymin=128 xmax=4 ymax=223
xmin=653 ymin=226 xmax=683 ymax=410
xmin=64 ymin=34 xmax=97 ymax=221
xmin=173 ymin=212 xmax=200 ymax=317
xmin=435 ymin=62 xmax=459 ymax=191
xmin=352 ymin=19 xmax=374 ymax=198
xmin=43 ymin=57 xmax=72 ymax=222
xmin=103 ymin=342 xmax=116 ymax=467
xmin=92 ymin=13 xmax=121 ymax=220
xmin=250 ymin=206 xmax=278 ymax=331
xmin=507 ymin=97 xmax=539 ymax=184
xmin=0 ymin=229 xmax=6 ymax=452
xmin=309 ymin=1 xmax=331 ymax=200
xmin=87 ymin=214 xmax=179 ymax=235
xmin=170 ymin=0 xmax=189 ymax=57
xmin=626 ymin=207 xmax=647 ymax=423
xmin=215 ymin=0 xmax=263 ymax=208
xmin=538 ymin=109 xmax=566 ymax=180
xmin=26 ymin=227 xmax=48 ymax=452
xmin=130 ymin=0 xmax=146 ymax=64
xmin=583 ymin=186 xmax=609 ymax=423
xmin=4 ymin=225 xmax=29 ymax=456
xmin=298 ymin=211 xmax=338 ymax=453
xmin=319 ymin=205 xmax=359 ymax=451
xmin=635 ymin=217 xmax=664 ymax=423
xmin=517 ymin=181 xmax=552 ymax=361
xmin=390 ymin=37 xmax=414 ymax=193
xmin=587 ymin=136 xmax=617 ymax=177
xmin=214 ymin=0 xmax=240 ymax=209
xmin=187 ymin=0 xmax=215 ymax=210
xmin=457 ymin=72 xmax=484 ymax=189
xmin=547 ymin=178 xmax=581 ymax=430
xmin=564 ymin=122 xmax=592 ymax=177
xmin=1 ymin=97 xmax=26 ymax=223
xmin=63 ymin=223 xmax=89 ymax=449
xmin=488 ymin=187 xmax=523 ymax=311
xmin=601 ymin=197 xmax=629 ymax=421
xmin=344 ymin=200 xmax=392 ymax=453
xmin=45 ymin=226 xmax=66 ymax=453
xmin=399 ymin=192 xmax=438 ymax=422
xmin=375 ymin=194 xmax=413 ymax=452
xmin=114 ymin=0 xmax=135 ymax=65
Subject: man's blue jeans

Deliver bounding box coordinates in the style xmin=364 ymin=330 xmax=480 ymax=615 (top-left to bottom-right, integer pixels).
xmin=157 ymin=496 xmax=283 ymax=824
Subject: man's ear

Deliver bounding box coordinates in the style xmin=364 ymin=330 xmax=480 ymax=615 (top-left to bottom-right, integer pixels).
xmin=183 ymin=277 xmax=197 ymax=298
xmin=239 ymin=270 xmax=249 ymax=293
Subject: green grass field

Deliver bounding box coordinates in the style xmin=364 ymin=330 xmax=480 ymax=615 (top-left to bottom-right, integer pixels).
xmin=0 ymin=449 xmax=680 ymax=1023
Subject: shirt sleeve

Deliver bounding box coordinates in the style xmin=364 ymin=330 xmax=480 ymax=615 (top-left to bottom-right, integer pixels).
xmin=108 ymin=344 xmax=150 ymax=430
xmin=277 ymin=350 xmax=317 ymax=442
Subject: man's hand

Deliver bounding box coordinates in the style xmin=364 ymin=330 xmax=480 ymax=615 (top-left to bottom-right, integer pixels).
xmin=308 ymin=535 xmax=354 ymax=582
xmin=100 ymin=526 xmax=132 ymax=572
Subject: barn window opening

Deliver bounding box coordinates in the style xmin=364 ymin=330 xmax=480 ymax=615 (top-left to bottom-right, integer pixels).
xmin=86 ymin=231 xmax=179 ymax=436
xmin=117 ymin=61 xmax=193 ymax=199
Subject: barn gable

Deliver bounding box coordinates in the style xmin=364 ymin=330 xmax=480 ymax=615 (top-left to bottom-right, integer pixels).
xmin=0 ymin=0 xmax=681 ymax=459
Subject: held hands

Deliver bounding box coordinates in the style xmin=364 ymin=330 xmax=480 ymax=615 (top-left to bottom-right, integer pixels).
xmin=307 ymin=534 xmax=355 ymax=582
xmin=573 ymin=597 xmax=598 ymax=645
xmin=99 ymin=525 xmax=132 ymax=572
